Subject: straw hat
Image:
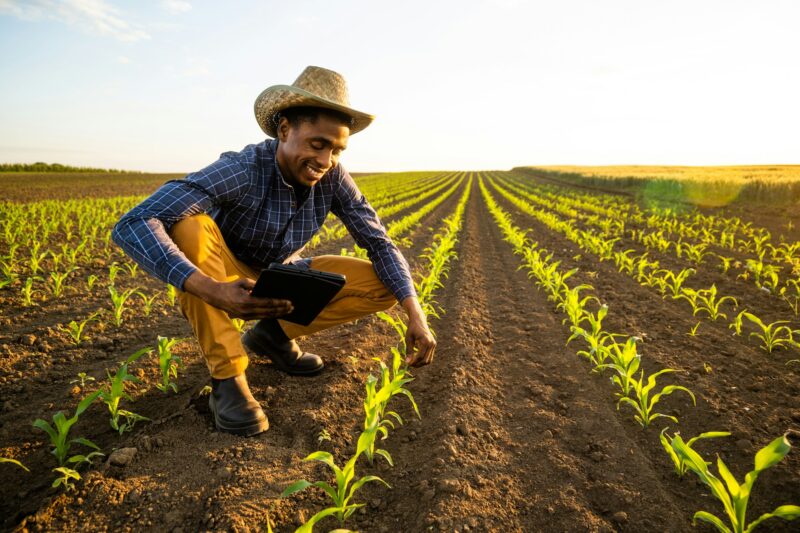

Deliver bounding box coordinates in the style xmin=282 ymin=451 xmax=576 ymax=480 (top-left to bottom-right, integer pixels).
xmin=254 ymin=66 xmax=374 ymax=138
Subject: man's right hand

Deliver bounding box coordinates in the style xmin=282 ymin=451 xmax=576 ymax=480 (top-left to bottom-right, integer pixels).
xmin=183 ymin=271 xmax=293 ymax=320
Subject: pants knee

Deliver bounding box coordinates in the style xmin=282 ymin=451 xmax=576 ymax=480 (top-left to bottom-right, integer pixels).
xmin=375 ymin=288 xmax=397 ymax=311
xmin=168 ymin=214 xmax=219 ymax=261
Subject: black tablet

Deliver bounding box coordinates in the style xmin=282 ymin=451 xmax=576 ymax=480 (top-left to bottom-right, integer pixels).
xmin=250 ymin=263 xmax=346 ymax=326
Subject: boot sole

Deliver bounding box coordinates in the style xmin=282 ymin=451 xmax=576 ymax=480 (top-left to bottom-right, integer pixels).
xmin=209 ymin=395 xmax=269 ymax=437
xmin=242 ymin=329 xmax=325 ymax=376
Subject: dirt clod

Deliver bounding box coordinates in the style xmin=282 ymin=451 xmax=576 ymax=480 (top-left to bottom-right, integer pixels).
xmin=108 ymin=447 xmax=138 ymax=467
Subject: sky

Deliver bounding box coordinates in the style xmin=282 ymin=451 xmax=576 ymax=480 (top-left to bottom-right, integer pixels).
xmin=0 ymin=0 xmax=798 ymax=173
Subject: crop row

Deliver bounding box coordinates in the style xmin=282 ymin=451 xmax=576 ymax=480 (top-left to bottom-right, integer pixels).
xmin=479 ymin=175 xmax=799 ymax=533
xmin=502 ymin=172 xmax=800 ymax=307
xmin=2 ymin=335 xmax=186 ymax=490
xmin=487 ymin=175 xmax=800 ymax=358
xmin=307 ymin=172 xmax=463 ymax=250
xmin=275 ymin=176 xmax=472 ymax=532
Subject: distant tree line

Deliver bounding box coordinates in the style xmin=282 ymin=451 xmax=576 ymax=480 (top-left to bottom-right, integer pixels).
xmin=0 ymin=162 xmax=139 ymax=173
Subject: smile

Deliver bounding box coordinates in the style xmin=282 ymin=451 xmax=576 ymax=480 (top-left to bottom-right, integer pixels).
xmin=305 ymin=163 xmax=326 ymax=179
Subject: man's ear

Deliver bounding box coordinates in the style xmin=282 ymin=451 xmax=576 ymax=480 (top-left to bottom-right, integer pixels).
xmin=277 ymin=116 xmax=291 ymax=142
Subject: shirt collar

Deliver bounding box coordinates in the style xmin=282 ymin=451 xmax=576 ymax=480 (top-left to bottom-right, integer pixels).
xmin=269 ymin=138 xmax=294 ymax=190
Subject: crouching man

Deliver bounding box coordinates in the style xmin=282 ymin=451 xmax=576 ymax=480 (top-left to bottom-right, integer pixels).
xmin=112 ymin=66 xmax=435 ymax=436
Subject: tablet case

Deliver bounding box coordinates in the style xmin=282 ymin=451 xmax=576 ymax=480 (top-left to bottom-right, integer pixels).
xmin=251 ymin=263 xmax=346 ymax=326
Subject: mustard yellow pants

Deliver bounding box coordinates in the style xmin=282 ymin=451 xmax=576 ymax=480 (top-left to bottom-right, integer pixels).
xmin=169 ymin=214 xmax=397 ymax=379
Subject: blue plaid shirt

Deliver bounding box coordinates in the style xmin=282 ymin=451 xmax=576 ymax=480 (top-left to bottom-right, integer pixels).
xmin=111 ymin=139 xmax=416 ymax=302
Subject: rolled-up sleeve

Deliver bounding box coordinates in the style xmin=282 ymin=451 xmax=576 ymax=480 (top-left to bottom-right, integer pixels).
xmin=331 ymin=168 xmax=417 ymax=302
xmin=111 ymin=155 xmax=250 ymax=289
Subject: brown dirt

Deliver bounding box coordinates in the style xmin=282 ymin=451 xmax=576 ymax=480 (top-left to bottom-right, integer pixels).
xmin=1 ymin=175 xmax=799 ymax=532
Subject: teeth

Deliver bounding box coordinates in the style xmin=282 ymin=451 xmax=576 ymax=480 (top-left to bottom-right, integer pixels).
xmin=306 ymin=164 xmax=324 ymax=177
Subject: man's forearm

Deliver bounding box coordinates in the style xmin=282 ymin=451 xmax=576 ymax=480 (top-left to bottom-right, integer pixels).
xmin=111 ymin=215 xmax=198 ymax=289
xmin=183 ymin=270 xmax=219 ymax=303
xmin=400 ymin=296 xmax=427 ymax=322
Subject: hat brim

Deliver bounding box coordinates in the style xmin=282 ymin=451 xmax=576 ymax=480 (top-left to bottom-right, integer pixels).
xmin=254 ymin=84 xmax=374 ymax=138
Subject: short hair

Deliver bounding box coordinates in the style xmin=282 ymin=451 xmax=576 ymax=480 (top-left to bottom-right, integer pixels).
xmin=272 ymin=106 xmax=355 ymax=132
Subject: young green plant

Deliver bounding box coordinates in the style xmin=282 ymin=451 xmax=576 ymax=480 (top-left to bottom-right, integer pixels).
xmin=281 ymin=449 xmax=389 ymax=532
xmin=665 ymin=431 xmax=800 ymax=532
xmin=155 ymin=336 xmax=184 ymax=393
xmin=659 ymin=427 xmax=731 ymax=477
xmin=616 ymin=368 xmax=696 ymax=429
xmin=99 ymin=347 xmax=151 ymax=434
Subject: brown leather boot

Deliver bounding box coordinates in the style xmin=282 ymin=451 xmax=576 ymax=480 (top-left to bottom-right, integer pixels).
xmin=209 ymin=373 xmax=269 ymax=436
xmin=241 ymin=319 xmax=324 ymax=376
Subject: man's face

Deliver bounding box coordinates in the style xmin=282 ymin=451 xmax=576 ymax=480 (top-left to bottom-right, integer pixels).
xmin=275 ymin=114 xmax=349 ymax=188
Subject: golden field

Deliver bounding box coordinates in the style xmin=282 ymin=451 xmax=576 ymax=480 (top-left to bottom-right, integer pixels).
xmin=533 ymin=165 xmax=800 ymax=183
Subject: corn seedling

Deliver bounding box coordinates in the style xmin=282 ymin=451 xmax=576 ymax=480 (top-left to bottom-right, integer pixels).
xmin=692 ymin=285 xmax=738 ymax=321
xmin=729 ymin=309 xmax=748 ymax=336
xmin=122 ymin=261 xmax=139 ymax=278
xmin=743 ymin=255 xmax=781 ymax=292
xmin=717 ymin=255 xmax=735 ymax=274
xmin=663 ymin=268 xmax=695 ymax=299
xmin=597 ymin=336 xmax=642 ymax=397
xmin=21 ymin=276 xmax=41 ymax=306
xmin=666 ymin=431 xmax=800 ymax=532
xmin=99 ymin=347 xmax=151 ymax=434
xmin=86 ymin=274 xmax=99 ymax=291
xmin=360 ymin=374 xmax=396 ymax=466
xmin=376 ymin=311 xmax=408 ymax=353
xmin=660 ymin=427 xmax=731 ymax=477
xmin=281 ymin=449 xmax=389 ymax=532
xmin=52 ymin=466 xmax=82 ymax=491
xmin=70 ymin=372 xmax=95 ymax=388
xmin=688 ymin=322 xmax=701 ymax=337
xmin=682 ymin=242 xmax=711 ymax=265
xmin=567 ymin=305 xmax=613 ymax=368
xmin=47 ymin=268 xmax=76 ymax=298
xmin=617 ymin=369 xmax=696 ymax=429
xmin=0 ymin=457 xmax=29 ymax=471
xmin=165 ymin=284 xmax=178 ymax=306
xmin=677 ymin=287 xmax=700 ymax=309
xmin=155 ymin=336 xmax=183 ymax=393
xmin=743 ymin=313 xmax=793 ymax=353
xmin=0 ymin=259 xmax=18 ymax=285
xmin=317 ymin=429 xmax=332 ymax=444
xmin=136 ymin=290 xmax=159 ymax=317
xmin=32 ymin=390 xmax=102 ymax=466
xmin=360 ymin=348 xmax=420 ymax=465
xmin=59 ymin=312 xmax=100 ymax=346
xmin=28 ymin=249 xmax=48 ymax=275
xmin=108 ymin=262 xmax=122 ymax=285
xmin=557 ymin=285 xmax=599 ymax=329
xmin=108 ymin=285 xmax=138 ymax=327
xmin=779 ymin=280 xmax=800 ymax=316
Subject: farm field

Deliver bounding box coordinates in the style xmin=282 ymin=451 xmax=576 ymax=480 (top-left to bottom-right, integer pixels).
xmin=0 ymin=170 xmax=799 ymax=532
xmin=523 ymin=165 xmax=800 ymax=209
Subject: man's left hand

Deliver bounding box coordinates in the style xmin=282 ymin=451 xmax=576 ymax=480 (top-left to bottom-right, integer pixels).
xmin=401 ymin=297 xmax=436 ymax=367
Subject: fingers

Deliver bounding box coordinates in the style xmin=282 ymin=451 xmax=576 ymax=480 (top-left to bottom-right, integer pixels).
xmin=243 ymin=297 xmax=293 ymax=319
xmin=236 ymin=277 xmax=256 ymax=290
xmin=405 ymin=333 xmax=436 ymax=367
xmin=414 ymin=339 xmax=436 ymax=367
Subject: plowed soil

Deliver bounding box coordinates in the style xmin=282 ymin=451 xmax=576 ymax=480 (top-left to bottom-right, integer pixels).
xmin=1 ymin=175 xmax=799 ymax=532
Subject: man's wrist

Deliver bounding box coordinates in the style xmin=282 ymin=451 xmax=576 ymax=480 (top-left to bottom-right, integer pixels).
xmin=183 ymin=270 xmax=218 ymax=303
xmin=400 ymin=296 xmax=426 ymax=322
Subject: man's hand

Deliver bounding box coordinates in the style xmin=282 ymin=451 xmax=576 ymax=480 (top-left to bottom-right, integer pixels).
xmin=184 ymin=271 xmax=293 ymax=320
xmin=401 ymin=296 xmax=436 ymax=367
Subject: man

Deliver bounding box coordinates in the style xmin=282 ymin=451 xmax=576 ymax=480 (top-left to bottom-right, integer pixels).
xmin=112 ymin=66 xmax=436 ymax=437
